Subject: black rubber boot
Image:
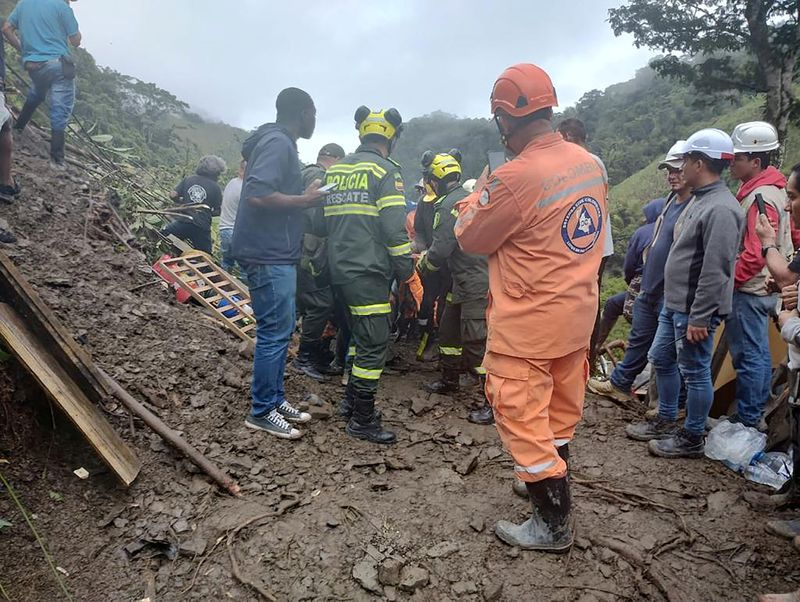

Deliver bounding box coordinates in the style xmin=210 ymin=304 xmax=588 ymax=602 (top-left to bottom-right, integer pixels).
xmin=468 ymin=401 xmax=494 ymax=425
xmin=496 ymin=476 xmax=573 ymax=553
xmin=424 ymin=368 xmax=460 ymax=394
xmin=292 ymin=342 xmax=328 ymax=382
xmin=13 ymin=100 xmax=38 ymax=132
xmin=337 ymin=382 xmax=355 ymax=420
xmin=513 ymin=444 xmax=570 ymax=498
xmin=346 ymin=392 xmax=396 ymax=445
xmin=50 ymin=129 xmax=66 ymax=169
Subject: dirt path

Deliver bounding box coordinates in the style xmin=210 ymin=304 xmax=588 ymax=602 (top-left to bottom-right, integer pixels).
xmin=1 ymin=150 xmax=798 ymax=601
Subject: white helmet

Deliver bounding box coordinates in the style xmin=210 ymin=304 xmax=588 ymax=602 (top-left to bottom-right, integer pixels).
xmin=658 ymin=140 xmax=686 ymax=170
xmin=679 ymin=128 xmax=734 ymax=161
xmin=731 ymin=121 xmax=780 ymax=153
xmin=462 ymin=178 xmax=477 ymax=193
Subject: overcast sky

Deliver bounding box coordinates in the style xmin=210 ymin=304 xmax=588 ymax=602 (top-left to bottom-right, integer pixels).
xmin=73 ymin=1 xmax=652 ymax=162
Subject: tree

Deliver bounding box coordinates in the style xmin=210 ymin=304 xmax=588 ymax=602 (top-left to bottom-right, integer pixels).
xmin=608 ymin=0 xmax=799 ymax=142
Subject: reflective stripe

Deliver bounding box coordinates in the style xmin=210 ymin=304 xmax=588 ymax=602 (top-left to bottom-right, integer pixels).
xmin=324 ymin=204 xmax=379 ymax=217
xmin=554 ymin=439 xmax=570 ymax=447
xmin=347 ymin=346 xmax=356 ymax=356
xmin=537 ymin=176 xmax=606 ymax=209
xmin=349 ymin=303 xmax=392 ymax=316
xmin=450 ymin=207 xmax=459 ymax=217
xmin=376 ymin=195 xmax=406 ymax=210
xmin=387 ymin=242 xmax=412 ymax=256
xmin=514 ymin=459 xmax=557 ymax=475
xmin=352 ymin=365 xmax=383 ymax=380
xmin=416 ymin=332 xmax=429 ymax=357
xmin=446 ymin=292 xmax=454 ymax=303
xmin=327 ymin=162 xmax=386 ymax=178
xmin=474 ymin=366 xmax=486 ymax=375
xmin=439 ymin=346 xmax=463 ymax=356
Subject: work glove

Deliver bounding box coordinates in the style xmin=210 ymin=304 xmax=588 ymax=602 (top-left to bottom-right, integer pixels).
xmin=405 ymin=272 xmax=424 ymax=310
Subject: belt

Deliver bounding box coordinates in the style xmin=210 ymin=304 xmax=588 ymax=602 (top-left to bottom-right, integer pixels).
xmin=24 ymin=61 xmax=47 ymax=71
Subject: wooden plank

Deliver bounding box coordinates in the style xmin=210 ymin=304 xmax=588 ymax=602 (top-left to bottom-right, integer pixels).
xmin=0 ymin=303 xmax=141 ymax=486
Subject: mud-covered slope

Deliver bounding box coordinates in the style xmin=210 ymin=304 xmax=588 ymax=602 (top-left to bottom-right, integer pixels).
xmin=0 ymin=145 xmax=798 ymax=601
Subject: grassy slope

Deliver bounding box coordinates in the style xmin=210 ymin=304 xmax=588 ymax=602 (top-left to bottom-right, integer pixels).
xmin=164 ymin=114 xmax=247 ymax=168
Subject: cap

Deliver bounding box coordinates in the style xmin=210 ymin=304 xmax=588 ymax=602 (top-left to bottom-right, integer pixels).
xmin=318 ymin=143 xmax=345 ymax=159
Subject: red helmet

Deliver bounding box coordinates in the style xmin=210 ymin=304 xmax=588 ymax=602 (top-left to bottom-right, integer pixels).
xmin=490 ymin=63 xmax=558 ymax=118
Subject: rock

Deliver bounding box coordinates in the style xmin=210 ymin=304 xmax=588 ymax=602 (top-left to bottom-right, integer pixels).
xmin=455 ymin=452 xmax=480 ymax=476
xmin=575 ymin=537 xmax=592 ymax=550
xmin=352 ymin=560 xmax=381 ymax=593
xmin=189 ymin=392 xmax=208 ymax=409
xmin=96 ymin=504 xmax=126 ymax=528
xmin=305 ymin=393 xmax=324 ymax=406
xmin=483 ymin=581 xmax=503 ymax=601
xmin=599 ymin=563 xmax=613 ymax=578
xmin=399 ymin=566 xmax=429 ymax=592
xmin=325 ymin=516 xmax=340 ymax=528
xmin=189 ymin=476 xmax=212 ymax=493
xmin=308 ymin=403 xmax=333 ymax=420
xmin=455 ymin=433 xmax=474 ymax=446
xmin=426 ymin=541 xmax=460 ymax=559
xmin=179 ymin=537 xmax=207 ymax=557
xmin=112 ymin=517 xmax=128 ymax=529
xmin=507 ymin=546 xmax=520 ymax=559
xmin=484 ymin=446 xmax=503 ymax=460
xmin=238 ymin=341 xmax=254 ymax=359
xmin=384 ymin=585 xmax=398 ymax=601
xmin=469 ymin=517 xmax=485 ymax=533
xmin=378 ymin=557 xmax=404 ymax=586
xmin=172 ymin=518 xmax=190 ymax=534
xmin=411 ymin=396 xmax=436 ymax=415
xmin=453 ymin=581 xmax=478 ymax=595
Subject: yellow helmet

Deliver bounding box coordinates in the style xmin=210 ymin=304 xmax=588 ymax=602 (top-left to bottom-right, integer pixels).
xmin=354 ymin=106 xmax=403 ymax=141
xmin=421 ymin=149 xmax=462 ymax=181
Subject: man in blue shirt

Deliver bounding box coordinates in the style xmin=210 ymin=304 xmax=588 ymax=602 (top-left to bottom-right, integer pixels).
xmin=232 ymin=87 xmax=327 ymax=440
xmin=3 ymin=0 xmax=81 ymax=170
xmin=588 ymin=141 xmax=692 ymax=430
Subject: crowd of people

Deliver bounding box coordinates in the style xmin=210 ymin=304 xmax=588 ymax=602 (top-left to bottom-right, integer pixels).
xmin=0 ymin=0 xmax=796 ymax=562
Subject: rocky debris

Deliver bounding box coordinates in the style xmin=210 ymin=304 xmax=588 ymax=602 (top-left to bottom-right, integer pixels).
xmin=308 ymin=402 xmax=333 ymax=420
xmin=352 ymin=559 xmax=381 ymax=593
xmin=483 ymin=581 xmax=503 ymax=601
xmin=399 ymin=565 xmax=429 ymax=592
xmin=455 ymin=451 xmax=480 ymax=476
xmin=452 ymin=580 xmax=478 ymax=595
xmin=469 ymin=517 xmax=485 ymax=533
xmin=378 ymin=557 xmax=404 ymax=586
xmin=410 ymin=395 xmax=436 ymax=415
xmin=426 ymin=540 xmax=461 ymax=559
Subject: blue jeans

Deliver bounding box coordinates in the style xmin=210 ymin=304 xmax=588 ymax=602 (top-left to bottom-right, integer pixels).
xmin=27 ymin=60 xmax=75 ymax=131
xmin=648 ymin=308 xmax=721 ymax=435
xmin=725 ymin=291 xmax=776 ymax=425
xmin=219 ymin=228 xmax=235 ymax=274
xmin=610 ymin=291 xmax=663 ymax=392
xmin=243 ymin=263 xmax=296 ymax=417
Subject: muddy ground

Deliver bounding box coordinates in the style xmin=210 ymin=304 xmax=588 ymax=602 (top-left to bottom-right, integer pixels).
xmin=0 ymin=147 xmax=799 ymax=602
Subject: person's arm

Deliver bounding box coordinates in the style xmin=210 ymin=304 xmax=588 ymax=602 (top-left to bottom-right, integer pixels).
xmin=59 ymin=3 xmax=81 ymax=47
xmin=756 ymin=213 xmax=800 ymax=289
xmin=688 ymin=206 xmax=744 ymax=328
xmin=246 ymin=138 xmax=324 ymax=209
xmin=455 ymin=175 xmax=524 ymax=255
xmin=170 ymin=178 xmax=184 ymax=201
xmin=779 ymin=309 xmax=800 ymax=347
xmin=377 ymin=171 xmax=414 ymax=282
xmin=735 ymin=202 xmax=779 ymax=287
xmin=423 ymin=199 xmax=459 ymax=271
xmin=3 ymin=12 xmax=21 ymax=52
xmin=623 ymin=229 xmax=642 ymax=284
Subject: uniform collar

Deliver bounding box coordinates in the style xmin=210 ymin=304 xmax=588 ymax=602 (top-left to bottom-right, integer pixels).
xmin=355 ymin=144 xmax=386 ymax=159
xmin=520 ymin=131 xmax=563 ymax=154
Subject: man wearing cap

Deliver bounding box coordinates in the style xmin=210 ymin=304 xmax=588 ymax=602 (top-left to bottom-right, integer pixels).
xmin=646 ymin=128 xmax=744 ymax=459
xmin=588 ymin=142 xmax=693 ymax=439
xmin=724 ymin=121 xmax=791 ymax=429
xmin=293 ymin=143 xmax=346 ymax=382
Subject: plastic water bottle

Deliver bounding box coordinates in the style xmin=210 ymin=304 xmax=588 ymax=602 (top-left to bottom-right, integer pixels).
xmin=744 ymin=456 xmax=789 ymax=490
xmin=704 ymin=421 xmax=766 ymax=468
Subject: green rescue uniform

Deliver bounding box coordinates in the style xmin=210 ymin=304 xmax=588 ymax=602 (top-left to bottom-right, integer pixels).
xmin=297 ymin=164 xmax=334 ymax=349
xmin=424 ymin=184 xmax=489 ymax=376
xmin=323 ymin=145 xmax=413 ymax=395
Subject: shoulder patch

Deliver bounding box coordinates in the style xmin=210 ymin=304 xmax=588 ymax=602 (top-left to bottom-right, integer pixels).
xmin=394 ymin=176 xmax=404 ymax=193
xmin=561 ymin=196 xmax=603 ymax=254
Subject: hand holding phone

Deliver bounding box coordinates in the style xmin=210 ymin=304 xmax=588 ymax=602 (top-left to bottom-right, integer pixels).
xmin=755 ymin=193 xmax=767 ymax=216
xmin=318 ymin=182 xmax=338 ymax=193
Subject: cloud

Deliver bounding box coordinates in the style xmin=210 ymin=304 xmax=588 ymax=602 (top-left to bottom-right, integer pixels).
xmin=73 ymin=0 xmax=652 ymax=161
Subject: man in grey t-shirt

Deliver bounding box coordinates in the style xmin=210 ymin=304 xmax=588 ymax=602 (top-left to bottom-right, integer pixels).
xmin=219 ymin=160 xmax=245 ymax=274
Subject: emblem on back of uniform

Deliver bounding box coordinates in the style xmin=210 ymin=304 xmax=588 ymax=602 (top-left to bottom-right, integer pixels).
xmin=187 ymin=184 xmax=208 ymax=204
xmin=561 ymin=196 xmax=602 ymax=254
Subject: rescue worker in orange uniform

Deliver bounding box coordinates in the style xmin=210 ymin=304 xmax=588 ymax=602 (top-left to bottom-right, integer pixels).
xmin=455 ymin=64 xmax=608 ymax=553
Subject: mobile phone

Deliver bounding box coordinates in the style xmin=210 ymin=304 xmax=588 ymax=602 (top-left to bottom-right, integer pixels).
xmin=487 ymin=151 xmax=507 ymax=174
xmin=755 ymin=193 xmax=767 ymax=216
xmin=318 ymin=182 xmax=338 ymax=193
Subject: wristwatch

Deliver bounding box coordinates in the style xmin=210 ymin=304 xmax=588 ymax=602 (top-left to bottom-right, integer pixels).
xmin=761 ymin=245 xmax=777 ymax=258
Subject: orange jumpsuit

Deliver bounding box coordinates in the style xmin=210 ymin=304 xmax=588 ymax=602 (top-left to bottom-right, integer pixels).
xmin=455 ymin=132 xmax=607 ymax=483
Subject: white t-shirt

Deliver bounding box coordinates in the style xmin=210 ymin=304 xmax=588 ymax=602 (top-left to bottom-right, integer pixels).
xmin=590 ymin=153 xmax=614 ymax=258
xmin=219 ymin=177 xmax=243 ymax=231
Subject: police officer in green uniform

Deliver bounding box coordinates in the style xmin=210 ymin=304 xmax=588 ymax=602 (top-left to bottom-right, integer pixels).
xmin=417 ymin=151 xmax=493 ymax=425
xmin=294 ymin=143 xmax=346 ymax=381
xmin=323 ymin=106 xmax=423 ymax=444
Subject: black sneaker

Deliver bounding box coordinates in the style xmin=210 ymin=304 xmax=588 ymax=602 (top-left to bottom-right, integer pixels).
xmin=277 ymin=400 xmax=311 ymax=423
xmin=625 ymin=416 xmax=679 ymax=442
xmin=0 ymin=179 xmax=20 ymax=204
xmin=648 ymin=428 xmax=704 ymax=458
xmin=468 ymin=402 xmax=494 ymax=425
xmin=245 ymin=409 xmax=302 ymax=439
xmin=0 ymin=228 xmax=16 ymax=244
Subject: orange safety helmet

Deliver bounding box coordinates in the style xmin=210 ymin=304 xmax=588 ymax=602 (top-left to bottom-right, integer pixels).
xmin=490 ymin=63 xmax=558 ymax=118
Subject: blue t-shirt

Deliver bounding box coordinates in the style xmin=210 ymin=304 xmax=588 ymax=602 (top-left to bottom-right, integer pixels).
xmin=231 ymin=123 xmax=304 ymax=265
xmin=8 ymin=0 xmax=79 ymax=63
xmin=640 ymin=194 xmax=691 ymax=298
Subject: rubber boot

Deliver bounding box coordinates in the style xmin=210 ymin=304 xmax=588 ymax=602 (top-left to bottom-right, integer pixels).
xmin=513 ymin=444 xmax=569 ymax=498
xmin=13 ymin=100 xmax=38 ymax=132
xmin=468 ymin=376 xmax=494 ymax=424
xmin=50 ymin=130 xmax=66 ymax=170
xmin=337 ymin=382 xmax=355 ymax=420
xmin=424 ymin=367 xmax=460 ymax=394
xmin=346 ymin=392 xmax=396 ymax=444
xmin=292 ymin=342 xmax=328 ymax=382
xmin=496 ymin=475 xmax=573 ymax=552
